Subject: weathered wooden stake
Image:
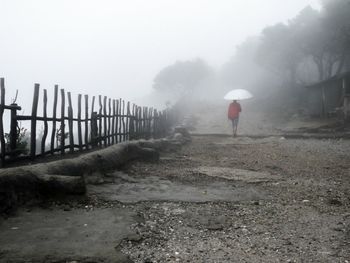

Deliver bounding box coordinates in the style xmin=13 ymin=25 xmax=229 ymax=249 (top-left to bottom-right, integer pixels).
xmin=30 ymin=84 xmax=40 ymax=159
xmin=122 ymin=100 xmax=126 ymax=141
xmin=118 ymin=99 xmax=122 ymax=142
xmin=98 ymin=95 xmax=102 ymax=146
xmin=90 ymin=96 xmax=98 ymax=146
xmin=126 ymin=101 xmax=130 ymax=140
xmin=0 ymin=78 xmax=5 ymax=165
xmin=67 ymin=92 xmax=74 ymax=153
xmin=115 ymin=99 xmax=119 ymax=143
xmin=41 ymin=89 xmax=48 ymax=156
xmin=108 ymin=98 xmax=111 ymax=145
xmin=112 ymin=100 xmax=116 ymax=144
xmin=91 ymin=111 xmax=98 ymax=146
xmin=103 ymin=96 xmax=107 ymax=146
xmin=77 ymin=94 xmax=83 ymax=151
xmin=84 ymin=95 xmax=89 ymax=149
xmin=50 ymin=85 xmax=58 ymax=154
xmin=9 ymin=104 xmax=18 ymax=155
xmin=60 ymin=89 xmax=65 ymax=154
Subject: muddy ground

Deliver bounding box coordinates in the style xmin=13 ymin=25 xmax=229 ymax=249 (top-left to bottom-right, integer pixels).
xmin=0 ymin=134 xmax=349 ymax=262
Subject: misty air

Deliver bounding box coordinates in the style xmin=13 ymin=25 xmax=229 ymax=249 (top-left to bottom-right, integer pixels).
xmin=0 ymin=0 xmax=349 ymax=262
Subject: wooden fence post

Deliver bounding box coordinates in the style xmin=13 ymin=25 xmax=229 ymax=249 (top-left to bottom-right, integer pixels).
xmin=126 ymin=101 xmax=130 ymax=140
xmin=129 ymin=104 xmax=135 ymax=140
xmin=148 ymin=108 xmax=153 ymax=139
xmin=157 ymin=111 xmax=162 ymax=138
xmin=91 ymin=111 xmax=98 ymax=147
xmin=118 ymin=99 xmax=122 ymax=142
xmin=67 ymin=92 xmax=74 ymax=153
xmin=122 ymin=100 xmax=126 ymax=142
xmin=162 ymin=109 xmax=167 ymax=137
xmin=153 ymin=109 xmax=158 ymax=138
xmin=115 ymin=99 xmax=119 ymax=143
xmin=138 ymin=106 xmax=142 ymax=139
xmin=77 ymin=94 xmax=83 ymax=151
xmin=60 ymin=89 xmax=65 ymax=155
xmin=90 ymin=96 xmax=98 ymax=150
xmin=9 ymin=103 xmax=19 ymax=155
xmin=41 ymin=89 xmax=48 ymax=156
xmin=112 ymin=100 xmax=116 ymax=144
xmin=30 ymin=84 xmax=40 ymax=159
xmin=50 ymin=85 xmax=58 ymax=155
xmin=98 ymin=95 xmax=102 ymax=146
xmin=103 ymin=96 xmax=107 ymax=146
xmin=134 ymin=104 xmax=137 ymax=139
xmin=0 ymin=78 xmax=5 ymax=166
xmin=87 ymin=95 xmax=93 ymax=149
xmin=108 ymin=98 xmax=111 ymax=145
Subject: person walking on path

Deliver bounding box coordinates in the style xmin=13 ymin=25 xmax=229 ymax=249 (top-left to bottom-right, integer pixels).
xmin=228 ymin=100 xmax=241 ymax=137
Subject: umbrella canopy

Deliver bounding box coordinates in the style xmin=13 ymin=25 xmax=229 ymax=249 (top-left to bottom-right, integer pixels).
xmin=224 ymin=89 xmax=253 ymax=100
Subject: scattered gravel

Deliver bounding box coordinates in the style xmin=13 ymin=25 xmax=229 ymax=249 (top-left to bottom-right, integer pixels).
xmin=118 ymin=135 xmax=350 ymax=262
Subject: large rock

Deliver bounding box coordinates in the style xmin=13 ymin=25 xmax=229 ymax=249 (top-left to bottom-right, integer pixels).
xmin=0 ymin=141 xmax=160 ymax=214
xmin=174 ymin=126 xmax=191 ymax=138
xmin=171 ymin=126 xmax=192 ymax=143
xmin=0 ymin=135 xmax=191 ymax=214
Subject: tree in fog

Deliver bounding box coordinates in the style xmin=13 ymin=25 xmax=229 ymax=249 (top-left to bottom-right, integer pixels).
xmin=294 ymin=2 xmax=350 ymax=81
xmin=221 ymin=37 xmax=280 ymax=96
xmin=153 ymin=58 xmax=213 ymax=97
xmin=317 ymin=0 xmax=350 ymax=76
xmin=221 ymin=37 xmax=260 ymax=86
xmin=256 ymin=22 xmax=304 ymax=87
xmin=256 ymin=2 xmax=350 ymax=84
xmin=219 ymin=1 xmax=350 ymax=116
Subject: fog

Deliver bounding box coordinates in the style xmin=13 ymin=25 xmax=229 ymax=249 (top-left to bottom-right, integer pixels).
xmin=0 ymin=0 xmax=321 ymax=109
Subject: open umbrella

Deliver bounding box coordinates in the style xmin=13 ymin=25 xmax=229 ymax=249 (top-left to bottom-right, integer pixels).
xmin=224 ymin=89 xmax=253 ymax=100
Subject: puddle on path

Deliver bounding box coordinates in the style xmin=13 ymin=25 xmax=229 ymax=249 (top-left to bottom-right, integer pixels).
xmin=213 ymin=136 xmax=285 ymax=145
xmin=196 ymin=166 xmax=281 ymax=183
xmin=88 ymin=169 xmax=271 ymax=203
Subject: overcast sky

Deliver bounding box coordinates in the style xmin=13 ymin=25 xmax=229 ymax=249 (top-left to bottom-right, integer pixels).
xmin=0 ymin=0 xmax=320 ymax=105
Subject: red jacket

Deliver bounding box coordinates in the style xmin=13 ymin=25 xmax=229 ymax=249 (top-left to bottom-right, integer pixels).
xmin=228 ymin=102 xmax=241 ymax=119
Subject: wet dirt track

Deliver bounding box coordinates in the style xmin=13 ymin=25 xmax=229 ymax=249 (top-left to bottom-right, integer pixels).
xmin=116 ymin=135 xmax=350 ymax=262
xmin=0 ymin=135 xmax=349 ymax=262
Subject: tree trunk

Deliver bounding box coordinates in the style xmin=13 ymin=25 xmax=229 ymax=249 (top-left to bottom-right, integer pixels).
xmin=314 ymin=56 xmax=324 ymax=81
xmin=336 ymin=51 xmax=347 ymax=75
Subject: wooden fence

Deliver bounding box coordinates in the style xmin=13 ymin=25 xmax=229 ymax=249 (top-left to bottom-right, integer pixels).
xmin=0 ymin=78 xmax=170 ymax=166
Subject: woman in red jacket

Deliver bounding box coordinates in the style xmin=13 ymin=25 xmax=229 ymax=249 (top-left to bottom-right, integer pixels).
xmin=227 ymin=100 xmax=241 ymax=137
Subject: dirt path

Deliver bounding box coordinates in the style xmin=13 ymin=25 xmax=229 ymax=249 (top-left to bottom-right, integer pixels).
xmin=116 ymin=135 xmax=350 ymax=262
xmin=0 ymin=135 xmax=349 ymax=262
